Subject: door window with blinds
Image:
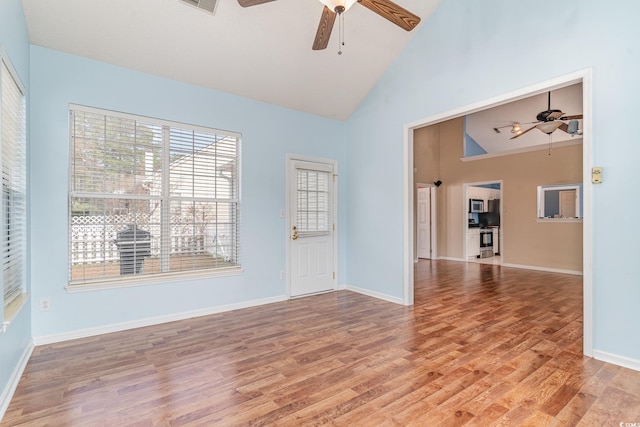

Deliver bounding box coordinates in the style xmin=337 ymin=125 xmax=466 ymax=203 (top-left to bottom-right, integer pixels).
xmin=1 ymin=54 xmax=27 ymax=309
xmin=69 ymin=105 xmax=240 ymax=285
xmin=296 ymin=168 xmax=331 ymax=236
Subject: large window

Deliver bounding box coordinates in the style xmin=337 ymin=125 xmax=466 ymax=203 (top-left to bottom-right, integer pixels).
xmin=69 ymin=105 xmax=240 ymax=285
xmin=1 ymin=53 xmax=27 ymax=310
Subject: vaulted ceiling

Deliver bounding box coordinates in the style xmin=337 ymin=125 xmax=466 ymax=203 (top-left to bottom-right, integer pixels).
xmin=21 ymin=0 xmax=441 ymax=121
xmin=465 ymin=83 xmax=583 ymax=156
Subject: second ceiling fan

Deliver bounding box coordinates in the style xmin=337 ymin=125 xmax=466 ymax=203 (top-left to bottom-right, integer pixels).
xmin=237 ymin=0 xmax=421 ymax=51
xmin=510 ymin=91 xmax=583 ymax=140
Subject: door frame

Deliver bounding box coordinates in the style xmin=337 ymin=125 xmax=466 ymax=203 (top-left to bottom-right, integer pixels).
xmin=402 ymin=69 xmax=593 ymax=357
xmin=415 ymin=183 xmax=437 ymax=261
xmin=285 ymin=154 xmax=338 ymax=298
xmin=463 ymin=180 xmax=503 ymax=264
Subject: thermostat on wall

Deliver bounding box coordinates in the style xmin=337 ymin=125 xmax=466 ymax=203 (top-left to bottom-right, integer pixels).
xmin=591 ymin=167 xmax=603 ymax=184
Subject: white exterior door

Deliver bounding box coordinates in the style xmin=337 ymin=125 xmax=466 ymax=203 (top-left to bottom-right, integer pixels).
xmin=288 ymin=158 xmax=336 ymax=297
xmin=417 ymin=187 xmax=431 ymax=259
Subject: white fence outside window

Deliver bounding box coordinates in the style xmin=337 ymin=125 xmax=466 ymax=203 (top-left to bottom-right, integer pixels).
xmin=70 ymin=214 xmax=233 ymax=265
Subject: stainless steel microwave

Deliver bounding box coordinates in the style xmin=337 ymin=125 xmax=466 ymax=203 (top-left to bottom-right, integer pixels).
xmin=469 ymin=199 xmax=484 ymax=213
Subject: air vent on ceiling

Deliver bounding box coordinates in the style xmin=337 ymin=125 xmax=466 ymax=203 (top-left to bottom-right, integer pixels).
xmin=180 ymin=0 xmax=218 ymax=15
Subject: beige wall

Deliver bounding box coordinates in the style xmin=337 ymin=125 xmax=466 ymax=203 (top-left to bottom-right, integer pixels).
xmin=414 ymin=117 xmax=583 ymax=272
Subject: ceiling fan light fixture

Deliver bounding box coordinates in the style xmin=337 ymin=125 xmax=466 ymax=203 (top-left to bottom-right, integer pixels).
xmin=319 ymin=0 xmax=358 ymax=13
xmin=536 ymin=121 xmax=563 ymax=134
xmin=511 ymin=123 xmax=522 ymax=135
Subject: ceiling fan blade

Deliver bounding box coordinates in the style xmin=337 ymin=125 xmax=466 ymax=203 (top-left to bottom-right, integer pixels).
xmin=547 ymin=111 xmax=564 ymax=120
xmin=509 ymin=125 xmax=537 ymax=140
xmin=558 ymin=123 xmax=569 ymax=133
xmin=357 ymin=0 xmax=421 ymax=31
xmin=560 ymin=114 xmax=583 ymax=120
xmin=237 ymin=0 xmax=276 ymax=7
xmin=312 ymin=6 xmax=337 ymax=50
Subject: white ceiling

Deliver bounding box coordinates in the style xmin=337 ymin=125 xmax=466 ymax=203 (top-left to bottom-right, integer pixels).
xmin=465 ymin=83 xmax=583 ymax=155
xmin=21 ymin=0 xmax=441 ymax=121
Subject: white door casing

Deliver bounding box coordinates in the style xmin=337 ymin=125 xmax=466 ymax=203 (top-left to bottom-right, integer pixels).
xmin=287 ymin=157 xmax=337 ymax=297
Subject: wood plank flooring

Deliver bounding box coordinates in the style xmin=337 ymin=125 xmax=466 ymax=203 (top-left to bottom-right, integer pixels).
xmin=3 ymin=260 xmax=640 ymax=426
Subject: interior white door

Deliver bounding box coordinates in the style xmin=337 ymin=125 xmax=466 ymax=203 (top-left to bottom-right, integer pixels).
xmin=417 ymin=187 xmax=431 ymax=259
xmin=289 ymin=160 xmax=335 ymax=297
xmin=559 ymin=190 xmax=577 ymax=218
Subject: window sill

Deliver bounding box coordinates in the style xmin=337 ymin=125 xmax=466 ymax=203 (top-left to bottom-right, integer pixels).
xmin=3 ymin=293 xmax=29 ymax=333
xmin=536 ymin=218 xmax=583 ymax=223
xmin=65 ymin=266 xmax=243 ymax=293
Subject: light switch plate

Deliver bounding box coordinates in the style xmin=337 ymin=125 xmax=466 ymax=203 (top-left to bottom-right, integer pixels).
xmin=591 ymin=167 xmax=603 ymax=184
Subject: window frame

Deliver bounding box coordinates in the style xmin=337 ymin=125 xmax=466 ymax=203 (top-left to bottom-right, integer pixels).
xmin=1 ymin=47 xmax=28 ymax=328
xmin=536 ymin=183 xmax=583 ymax=222
xmin=67 ymin=104 xmax=242 ymax=290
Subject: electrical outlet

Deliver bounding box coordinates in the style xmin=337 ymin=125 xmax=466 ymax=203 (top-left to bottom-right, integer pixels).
xmin=280 ymin=270 xmax=285 ymax=280
xmin=39 ymin=298 xmax=50 ymax=312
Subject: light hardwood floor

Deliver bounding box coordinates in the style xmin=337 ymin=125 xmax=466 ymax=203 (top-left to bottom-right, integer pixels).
xmin=3 ymin=260 xmax=640 ymax=426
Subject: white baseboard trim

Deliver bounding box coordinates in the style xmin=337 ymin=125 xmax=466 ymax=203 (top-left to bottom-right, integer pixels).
xmin=0 ymin=340 xmax=34 ymax=422
xmin=437 ymin=256 xmax=466 ymax=262
xmin=337 ymin=283 xmax=347 ymax=290
xmin=593 ymin=350 xmax=640 ymax=372
xmin=33 ymin=295 xmax=288 ymax=346
xmin=501 ymin=263 xmax=583 ymax=276
xmin=432 ymin=258 xmax=582 ymax=276
xmin=344 ymin=285 xmax=404 ymax=305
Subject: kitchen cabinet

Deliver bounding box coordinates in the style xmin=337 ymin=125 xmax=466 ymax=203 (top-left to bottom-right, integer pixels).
xmin=467 ymin=227 xmax=500 ymax=258
xmin=482 ymin=189 xmax=500 ymax=212
xmin=467 ymin=187 xmax=500 ymax=212
xmin=487 ymin=189 xmax=500 ymax=202
xmin=467 ymin=229 xmax=480 ymax=258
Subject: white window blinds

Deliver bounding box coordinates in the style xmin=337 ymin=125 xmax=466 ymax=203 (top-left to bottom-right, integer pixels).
xmin=296 ymin=168 xmax=331 ymax=235
xmin=69 ymin=106 xmax=240 ymax=284
xmin=1 ymin=57 xmax=27 ymax=306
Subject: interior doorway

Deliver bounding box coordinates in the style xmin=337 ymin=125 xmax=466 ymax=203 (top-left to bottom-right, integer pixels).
xmin=403 ymin=69 xmax=593 ymax=356
xmin=464 ymin=181 xmax=502 ymax=266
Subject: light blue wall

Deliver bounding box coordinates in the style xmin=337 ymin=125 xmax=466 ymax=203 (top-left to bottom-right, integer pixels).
xmin=8 ymin=0 xmax=640 ymax=397
xmin=464 ymin=134 xmax=487 ymax=156
xmin=463 ymin=117 xmax=487 ymax=156
xmin=29 ymin=46 xmax=347 ymax=337
xmin=346 ymin=0 xmax=640 ymax=360
xmin=0 ymin=0 xmax=32 ymax=407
